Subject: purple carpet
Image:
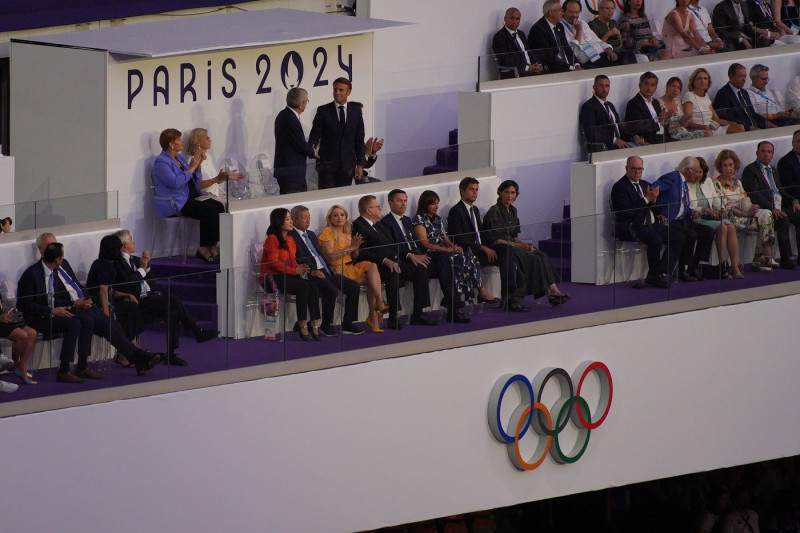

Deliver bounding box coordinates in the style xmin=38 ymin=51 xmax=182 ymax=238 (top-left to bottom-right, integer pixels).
xmin=2 ymin=255 xmax=798 ymax=404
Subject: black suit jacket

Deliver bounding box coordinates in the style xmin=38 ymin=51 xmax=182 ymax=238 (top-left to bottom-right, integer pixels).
xmin=351 ymin=216 xmax=400 ymax=265
xmin=114 ymin=255 xmax=154 ymax=297
xmin=379 ymin=213 xmax=418 ymax=257
xmin=17 ymin=258 xmax=84 ymax=321
xmin=712 ymin=0 xmax=758 ymax=49
xmin=624 ymin=93 xmax=666 ymax=145
xmin=529 ymin=16 xmax=576 ymax=73
xmin=289 ymin=229 xmax=330 ymax=272
xmin=741 ymin=161 xmax=791 ymax=211
xmin=274 ymin=107 xmax=316 ymax=186
xmin=776 ymin=150 xmax=800 ymax=206
xmin=491 ymin=27 xmax=541 ymax=78
xmin=747 ymin=0 xmax=779 ymax=30
xmin=610 ymin=176 xmax=660 ymax=239
xmin=446 ymin=201 xmax=485 ymax=256
xmin=308 ymin=101 xmax=366 ymax=176
xmin=580 ymin=96 xmax=625 ymax=153
xmin=713 ymin=83 xmax=767 ymax=130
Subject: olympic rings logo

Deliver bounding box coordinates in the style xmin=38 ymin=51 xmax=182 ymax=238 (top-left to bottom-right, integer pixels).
xmin=487 ymin=361 xmax=613 ymax=471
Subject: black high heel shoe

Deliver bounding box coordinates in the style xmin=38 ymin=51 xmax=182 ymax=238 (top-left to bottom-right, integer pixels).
xmin=310 ymin=325 xmax=321 ymax=341
xmin=195 ymin=250 xmax=216 ymax=264
xmin=298 ymin=325 xmax=312 ymax=342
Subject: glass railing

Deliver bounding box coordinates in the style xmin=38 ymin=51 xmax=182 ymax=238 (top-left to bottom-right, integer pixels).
xmin=204 ymin=141 xmax=495 ymax=209
xmin=9 ymin=191 xmax=119 ymax=231
xmin=3 ymin=194 xmax=798 ymax=403
xmin=478 ymin=22 xmax=795 ymax=84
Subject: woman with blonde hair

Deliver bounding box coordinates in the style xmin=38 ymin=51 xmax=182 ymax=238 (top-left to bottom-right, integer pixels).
xmin=185 ymin=128 xmax=243 ymax=203
xmin=683 ymin=68 xmax=745 ymax=136
xmin=318 ymin=204 xmax=386 ymax=333
xmin=713 ymin=149 xmax=776 ymax=272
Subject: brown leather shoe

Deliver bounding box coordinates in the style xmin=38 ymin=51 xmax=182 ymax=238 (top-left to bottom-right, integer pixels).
xmin=56 ymin=371 xmax=85 ymax=383
xmin=75 ymin=368 xmax=105 ymax=380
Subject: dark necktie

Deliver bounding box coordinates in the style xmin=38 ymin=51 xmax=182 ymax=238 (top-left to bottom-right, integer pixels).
xmin=737 ymin=90 xmax=757 ymax=127
xmin=129 ymin=256 xmax=136 ymax=269
xmin=555 ymin=24 xmax=570 ymax=63
xmin=338 ymin=105 xmax=346 ymax=129
xmin=604 ymin=102 xmax=621 ymax=139
xmin=681 ymin=181 xmax=690 ymax=217
xmin=510 ymin=31 xmax=522 ymax=50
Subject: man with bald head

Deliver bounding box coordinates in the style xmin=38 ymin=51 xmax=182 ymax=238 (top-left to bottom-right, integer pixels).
xmin=492 ymin=7 xmax=543 ymax=78
xmin=611 ymin=156 xmax=683 ymax=288
xmin=652 ymin=157 xmax=716 ymax=281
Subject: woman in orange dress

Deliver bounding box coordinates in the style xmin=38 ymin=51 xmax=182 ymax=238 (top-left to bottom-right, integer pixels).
xmin=260 ymin=208 xmax=321 ymax=341
xmin=318 ymin=204 xmax=385 ymax=333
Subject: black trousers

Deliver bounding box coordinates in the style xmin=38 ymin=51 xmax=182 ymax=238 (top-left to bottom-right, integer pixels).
xmin=426 ymin=251 xmax=457 ymax=306
xmin=274 ymin=275 xmax=321 ymax=322
xmin=775 ymin=209 xmax=800 ymax=262
xmin=623 ymin=223 xmax=684 ymax=277
xmin=310 ymin=272 xmax=360 ymax=326
xmin=180 ymin=197 xmax=225 ymax=247
xmin=317 ymin=161 xmax=353 ymax=189
xmin=669 ymin=217 xmax=715 ymax=271
xmin=477 ymin=243 xmax=523 ymax=303
xmin=138 ymin=293 xmax=197 ymax=353
xmin=379 ymin=260 xmax=430 ymax=319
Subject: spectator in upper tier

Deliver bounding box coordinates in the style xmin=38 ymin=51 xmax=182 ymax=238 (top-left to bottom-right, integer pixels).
xmin=624 ymin=71 xmax=667 ymax=145
xmin=659 ymin=76 xmax=710 ymax=141
xmin=713 ymin=63 xmax=770 ymax=131
xmin=529 ymin=0 xmax=582 ymax=73
xmin=618 ymin=0 xmax=673 ymax=61
xmin=580 ymin=75 xmax=631 ymax=152
xmin=746 ymin=64 xmax=800 ymax=127
xmin=712 ymin=0 xmax=761 ymax=50
xmin=683 ymin=67 xmax=746 ymax=136
xmin=688 ymin=0 xmax=729 ymax=52
xmin=663 ymin=0 xmax=717 ymax=58
xmin=589 ymin=0 xmax=636 ymax=64
xmin=491 ymin=7 xmax=544 ymax=78
xmin=561 ymin=0 xmax=618 ymax=69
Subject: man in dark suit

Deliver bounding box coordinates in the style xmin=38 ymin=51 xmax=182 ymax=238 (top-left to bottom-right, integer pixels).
xmin=580 ymin=75 xmax=631 ymax=153
xmin=610 ymin=156 xmax=683 ymax=288
xmin=289 ymin=206 xmax=364 ymax=336
xmin=113 ymin=230 xmax=219 ymax=367
xmin=381 ymin=190 xmax=468 ymax=324
xmin=529 ymin=0 xmax=582 ymax=73
xmin=352 ymin=194 xmax=437 ymax=330
xmin=309 ymin=77 xmax=366 ymax=189
xmin=16 ymin=235 xmax=161 ymax=382
xmin=447 ymin=177 xmax=527 ymax=311
xmin=624 ymin=71 xmax=667 ymax=145
xmin=777 ymin=129 xmax=800 ymax=211
xmin=491 ymin=7 xmax=543 ymax=79
xmin=712 ymin=0 xmax=760 ymax=50
xmin=714 ymin=63 xmax=769 ymax=131
xmin=652 ymin=157 xmax=716 ymax=281
xmin=274 ymin=87 xmax=318 ymax=195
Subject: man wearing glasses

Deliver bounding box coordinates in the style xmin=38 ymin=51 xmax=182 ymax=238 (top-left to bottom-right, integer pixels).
xmin=746 ymin=64 xmax=798 ymax=127
xmin=610 ymin=156 xmax=684 ymax=288
xmin=352 ymin=195 xmax=436 ymax=330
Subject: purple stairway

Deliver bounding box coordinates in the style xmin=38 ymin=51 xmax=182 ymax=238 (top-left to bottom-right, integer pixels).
xmin=536 ymin=204 xmax=571 ymax=282
xmin=422 ymin=129 xmax=459 ymax=175
xmin=149 ymin=256 xmax=220 ymax=327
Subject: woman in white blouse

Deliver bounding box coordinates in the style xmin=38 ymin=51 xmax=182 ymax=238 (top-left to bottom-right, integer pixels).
xmin=185 ymin=128 xmax=243 ymax=202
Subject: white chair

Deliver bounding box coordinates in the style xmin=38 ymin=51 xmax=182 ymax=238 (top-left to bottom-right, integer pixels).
xmin=149 ymin=171 xmax=198 ymax=263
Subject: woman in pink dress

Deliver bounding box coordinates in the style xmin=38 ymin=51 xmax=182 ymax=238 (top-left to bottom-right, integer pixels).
xmin=663 ymin=0 xmax=716 ymax=58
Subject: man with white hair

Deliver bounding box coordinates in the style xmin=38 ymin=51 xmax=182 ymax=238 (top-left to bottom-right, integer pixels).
xmin=652 ymin=157 xmax=716 ymax=281
xmin=530 ymin=0 xmax=583 ymax=73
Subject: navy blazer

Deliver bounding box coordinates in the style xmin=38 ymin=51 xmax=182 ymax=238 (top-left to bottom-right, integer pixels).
xmin=713 ymin=83 xmax=767 ymax=130
xmin=113 ymin=255 xmax=154 ymax=296
xmin=740 ymin=160 xmax=791 ymax=211
xmin=17 ymin=258 xmax=84 ymax=321
xmin=610 ymin=176 xmax=660 ymax=239
xmin=289 ymin=228 xmax=330 ymax=272
xmin=712 ymin=0 xmax=758 ymax=49
xmin=446 ymin=201 xmax=485 ymax=256
xmin=529 ymin=16 xmax=576 ymax=73
xmin=379 ymin=213 xmax=418 ymax=256
xmin=580 ymin=96 xmax=625 ymax=152
xmin=652 ymin=170 xmax=689 ymax=222
xmin=274 ymin=107 xmax=316 ymax=185
xmin=491 ymin=27 xmax=541 ymax=78
xmin=623 ymin=93 xmax=666 ymax=144
xmin=308 ymin=100 xmax=366 ymax=175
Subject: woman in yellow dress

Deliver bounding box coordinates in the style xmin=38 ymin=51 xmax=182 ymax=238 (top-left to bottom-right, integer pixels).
xmin=318 ymin=205 xmax=385 ymax=333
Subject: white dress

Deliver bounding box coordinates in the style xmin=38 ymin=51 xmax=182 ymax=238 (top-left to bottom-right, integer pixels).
xmin=683 ymin=91 xmax=729 ymax=135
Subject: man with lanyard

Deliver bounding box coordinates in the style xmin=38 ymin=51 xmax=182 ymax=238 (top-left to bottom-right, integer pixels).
xmin=746 ymin=64 xmax=799 ymax=127
xmin=561 ymin=0 xmax=617 ymax=68
xmin=688 ymin=0 xmax=728 ymax=51
xmin=652 ymin=157 xmax=716 ymax=281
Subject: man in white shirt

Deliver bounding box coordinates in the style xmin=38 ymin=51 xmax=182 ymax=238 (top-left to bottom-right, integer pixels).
xmin=624 ymin=71 xmax=667 ymax=145
xmin=561 ymin=0 xmax=617 ymax=68
xmin=747 ymin=64 xmax=799 ymax=127
xmin=688 ymin=0 xmax=727 ymax=51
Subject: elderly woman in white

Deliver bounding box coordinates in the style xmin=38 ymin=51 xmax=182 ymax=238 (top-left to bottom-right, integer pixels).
xmin=185 ymin=128 xmax=243 ymax=202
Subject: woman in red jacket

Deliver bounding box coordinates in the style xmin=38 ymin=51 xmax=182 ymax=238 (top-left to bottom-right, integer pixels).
xmin=260 ymin=208 xmax=321 ymax=341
